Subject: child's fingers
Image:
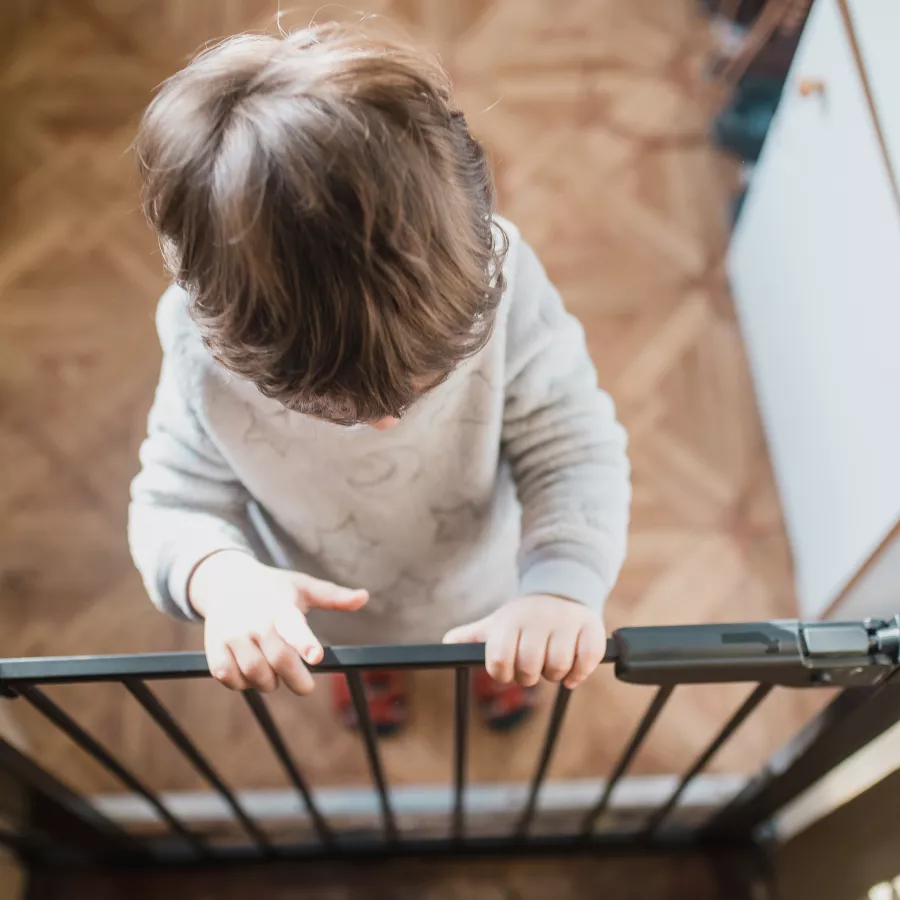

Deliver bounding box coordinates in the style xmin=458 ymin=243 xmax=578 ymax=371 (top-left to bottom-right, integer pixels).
xmin=514 ymin=628 xmax=550 ymax=687
xmin=543 ymin=625 xmax=579 ymax=683
xmin=274 ymin=606 xmax=324 ymax=666
xmin=230 ymin=636 xmax=278 ymax=692
xmin=290 ymin=574 xmax=369 ymax=612
xmin=442 ymin=616 xmax=490 ymax=645
xmin=485 ymin=625 xmax=519 ymax=684
xmin=563 ymin=619 xmax=607 ymax=689
xmin=206 ymin=640 xmax=249 ymax=691
xmin=259 ymin=629 xmax=315 ymax=695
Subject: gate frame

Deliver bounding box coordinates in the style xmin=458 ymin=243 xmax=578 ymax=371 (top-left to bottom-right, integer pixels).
xmin=0 ymin=616 xmax=897 ymax=876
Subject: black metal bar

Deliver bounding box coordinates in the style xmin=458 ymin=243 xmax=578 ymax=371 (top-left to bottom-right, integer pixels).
xmin=581 ymin=685 xmax=675 ymax=837
xmin=0 ymin=640 xmax=620 ymax=687
xmin=345 ymin=671 xmax=398 ymax=842
xmin=0 ymin=737 xmax=144 ymax=863
xmin=0 ymin=824 xmax=48 ymax=863
xmin=123 ymin=679 xmax=272 ymax=855
xmin=643 ymin=684 xmax=773 ymax=835
xmin=707 ymin=669 xmax=900 ymax=837
xmin=31 ymin=831 xmax=757 ymax=874
xmin=452 ymin=667 xmax=469 ymax=841
xmin=242 ymin=690 xmax=333 ymax=846
xmin=3 ymin=617 xmax=897 ymax=690
xmin=515 ymin=685 xmax=572 ymax=839
xmin=6 ymin=616 xmax=895 ymax=689
xmin=19 ymin=685 xmax=210 ymax=859
xmin=0 ymin=653 xmax=214 ymax=687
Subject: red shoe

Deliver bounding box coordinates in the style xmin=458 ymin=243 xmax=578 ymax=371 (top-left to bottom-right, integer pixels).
xmin=473 ymin=669 xmax=539 ymax=731
xmin=331 ymin=671 xmax=408 ymax=737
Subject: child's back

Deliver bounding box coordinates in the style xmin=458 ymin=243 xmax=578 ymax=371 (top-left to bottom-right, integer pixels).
xmin=129 ymin=24 xmax=630 ymax=712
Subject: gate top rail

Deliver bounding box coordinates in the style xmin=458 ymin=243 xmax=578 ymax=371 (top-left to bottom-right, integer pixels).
xmin=1 ymin=617 xmax=897 ymax=690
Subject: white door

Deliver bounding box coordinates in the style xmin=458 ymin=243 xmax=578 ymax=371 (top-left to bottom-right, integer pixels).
xmin=728 ymin=0 xmax=900 ymax=618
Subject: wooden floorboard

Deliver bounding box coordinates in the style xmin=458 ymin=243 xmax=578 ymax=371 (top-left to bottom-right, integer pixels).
xmin=0 ymin=0 xmax=830 ymax=799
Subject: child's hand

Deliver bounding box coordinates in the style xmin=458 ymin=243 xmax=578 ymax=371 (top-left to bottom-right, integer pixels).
xmin=442 ymin=595 xmax=606 ymax=690
xmin=189 ymin=551 xmax=368 ymax=695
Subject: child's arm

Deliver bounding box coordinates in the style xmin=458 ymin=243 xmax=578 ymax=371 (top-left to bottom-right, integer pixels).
xmin=445 ymin=238 xmax=631 ymax=688
xmin=128 ymin=296 xmax=258 ymax=623
xmin=129 ymin=294 xmax=366 ymax=694
xmin=502 ymin=239 xmax=631 ymax=613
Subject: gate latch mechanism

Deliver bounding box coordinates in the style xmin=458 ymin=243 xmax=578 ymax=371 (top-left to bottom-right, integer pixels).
xmin=612 ymin=616 xmax=900 ymax=687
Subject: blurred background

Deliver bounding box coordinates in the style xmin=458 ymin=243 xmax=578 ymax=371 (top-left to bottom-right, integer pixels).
xmin=1 ymin=0 xmax=898 ymax=865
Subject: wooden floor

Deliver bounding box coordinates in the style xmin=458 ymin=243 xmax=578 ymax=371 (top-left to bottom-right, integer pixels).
xmin=0 ymin=0 xmax=829 ymax=803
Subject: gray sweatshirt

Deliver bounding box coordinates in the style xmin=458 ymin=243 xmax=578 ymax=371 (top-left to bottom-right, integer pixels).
xmin=128 ymin=221 xmax=631 ymax=646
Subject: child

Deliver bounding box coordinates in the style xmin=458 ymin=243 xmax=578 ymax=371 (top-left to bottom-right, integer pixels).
xmin=129 ymin=23 xmax=631 ymax=732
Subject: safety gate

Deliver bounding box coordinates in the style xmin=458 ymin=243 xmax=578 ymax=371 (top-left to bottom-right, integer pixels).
xmin=0 ymin=617 xmax=898 ymax=871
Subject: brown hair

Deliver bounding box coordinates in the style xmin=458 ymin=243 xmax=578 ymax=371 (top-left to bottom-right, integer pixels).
xmin=136 ymin=22 xmax=506 ymax=424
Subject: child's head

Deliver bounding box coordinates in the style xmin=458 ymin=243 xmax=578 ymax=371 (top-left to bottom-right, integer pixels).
xmin=136 ymin=23 xmax=506 ymax=426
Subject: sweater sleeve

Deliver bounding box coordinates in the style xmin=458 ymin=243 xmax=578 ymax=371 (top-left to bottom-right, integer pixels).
xmin=128 ymin=292 xmax=257 ymax=621
xmin=502 ymin=239 xmax=631 ymax=617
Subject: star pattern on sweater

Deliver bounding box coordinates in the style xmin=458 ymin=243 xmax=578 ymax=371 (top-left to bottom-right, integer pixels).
xmin=314 ymin=515 xmax=379 ymax=576
xmin=270 ymin=405 xmax=294 ymax=425
xmin=171 ymin=329 xmax=209 ymax=401
xmin=428 ymin=367 xmax=496 ymax=429
xmin=539 ymin=297 xmax=562 ymax=328
xmin=346 ymin=447 xmax=423 ymax=489
xmin=431 ymin=501 xmax=486 ymax=543
xmin=376 ymin=569 xmax=439 ymax=619
xmin=243 ymin=404 xmax=290 ymax=458
xmin=576 ymin=500 xmax=606 ymax=530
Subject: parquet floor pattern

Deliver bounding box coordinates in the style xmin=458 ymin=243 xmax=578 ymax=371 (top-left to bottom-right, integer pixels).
xmin=0 ymin=0 xmax=828 ymax=803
